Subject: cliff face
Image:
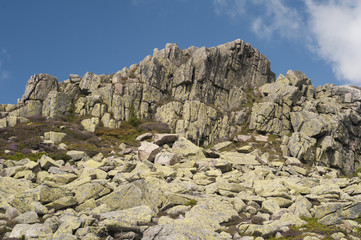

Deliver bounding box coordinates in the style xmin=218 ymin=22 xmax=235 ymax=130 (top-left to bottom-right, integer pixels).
xmin=1 ymin=39 xmax=275 ymax=146
xmin=1 ymin=39 xmax=361 ymax=174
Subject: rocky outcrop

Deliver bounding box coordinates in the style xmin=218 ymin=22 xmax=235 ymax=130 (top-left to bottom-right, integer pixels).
xmin=249 ymin=70 xmax=361 ymax=175
xmin=1 ymin=39 xmax=275 ymax=145
xmin=2 ymin=39 xmax=361 ymax=175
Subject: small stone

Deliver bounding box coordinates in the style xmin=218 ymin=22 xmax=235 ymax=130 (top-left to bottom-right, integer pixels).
xmin=153 ymin=133 xmax=178 ymax=145
xmin=66 ymin=150 xmax=86 ymax=161
xmin=211 ymin=141 xmax=232 ymax=151
xmin=285 ymin=156 xmax=302 ymax=166
xmin=254 ymin=135 xmax=268 ymax=142
xmin=233 ymin=135 xmax=252 ymax=142
xmin=331 ymin=232 xmax=345 ymax=240
xmin=135 ymin=132 xmax=153 ymax=141
xmin=238 ymin=145 xmax=254 ymax=153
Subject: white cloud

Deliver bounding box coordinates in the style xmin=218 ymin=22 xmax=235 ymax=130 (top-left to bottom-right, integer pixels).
xmin=306 ymin=0 xmax=361 ymax=84
xmin=0 ymin=48 xmax=10 ymax=81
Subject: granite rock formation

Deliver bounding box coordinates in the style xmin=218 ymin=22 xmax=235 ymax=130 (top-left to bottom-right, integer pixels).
xmin=2 ymin=39 xmax=275 ymax=146
xmin=1 ymin=39 xmax=361 ymax=176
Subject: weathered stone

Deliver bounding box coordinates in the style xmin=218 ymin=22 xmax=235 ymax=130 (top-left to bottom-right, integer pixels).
xmin=211 ymin=141 xmax=232 ymax=151
xmin=20 ymin=73 xmax=58 ymax=103
xmin=79 ymin=72 xmax=101 ymax=93
xmin=285 ymin=157 xmax=302 ymax=166
xmin=39 ymin=155 xmax=61 ymax=170
xmin=95 ymin=180 xmax=163 ymax=212
xmin=138 ymin=141 xmax=161 ymax=162
xmin=45 ymin=196 xmax=77 ymax=210
xmin=81 ymin=117 xmax=99 ymax=132
xmin=153 ymin=133 xmax=179 ymax=146
xmin=261 ymin=199 xmax=281 ymax=214
xmin=8 ymin=223 xmax=53 ymax=239
xmin=154 ymin=151 xmax=181 ymax=166
xmin=171 ymin=137 xmax=206 ymax=159
xmin=69 ymin=74 xmax=81 ymax=83
xmin=42 ymin=91 xmax=71 ymax=118
xmin=100 ymin=205 xmax=155 ymax=232
xmin=238 ymin=145 xmax=254 ymax=153
xmin=44 ymin=131 xmax=67 ymax=144
xmin=221 ymin=152 xmax=260 ymax=166
xmin=14 ymin=211 xmax=40 ymax=224
xmin=233 ymin=135 xmax=252 ymax=142
xmin=66 ymin=150 xmax=86 ymax=161
xmin=135 ymin=132 xmax=153 ymax=141
xmin=74 ymin=180 xmax=111 ymax=204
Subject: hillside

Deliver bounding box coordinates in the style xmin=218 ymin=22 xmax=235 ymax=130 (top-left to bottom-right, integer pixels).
xmin=0 ymin=40 xmax=361 ymax=240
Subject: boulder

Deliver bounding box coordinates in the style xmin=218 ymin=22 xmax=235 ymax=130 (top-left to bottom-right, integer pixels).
xmin=8 ymin=223 xmax=53 ymax=239
xmin=95 ymin=180 xmax=163 ymax=212
xmin=171 ymin=137 xmax=205 ymax=159
xmin=79 ymin=72 xmax=101 ymax=93
xmin=138 ymin=141 xmax=161 ymax=162
xmin=14 ymin=211 xmax=40 ymax=224
xmin=42 ymin=91 xmax=71 ymax=118
xmin=99 ymin=205 xmax=155 ymax=232
xmin=19 ymin=73 xmax=59 ymax=104
xmin=153 ymin=133 xmax=179 ymax=146
xmin=69 ymin=74 xmax=81 ymax=83
xmin=135 ymin=132 xmax=153 ymax=141
xmin=44 ymin=131 xmax=67 ymax=144
xmin=154 ymin=151 xmax=181 ymax=166
xmin=81 ymin=117 xmax=99 ymax=132
xmin=66 ymin=150 xmax=86 ymax=161
xmin=39 ymin=155 xmax=61 ymax=170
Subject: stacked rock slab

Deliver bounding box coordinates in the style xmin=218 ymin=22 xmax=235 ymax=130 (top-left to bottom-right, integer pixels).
xmin=1 ymin=39 xmax=275 ymax=145
xmin=249 ymin=70 xmax=361 ymax=175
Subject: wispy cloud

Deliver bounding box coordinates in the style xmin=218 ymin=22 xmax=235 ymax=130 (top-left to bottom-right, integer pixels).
xmin=213 ymin=0 xmax=361 ymax=84
xmin=213 ymin=0 xmax=304 ymax=39
xmin=213 ymin=0 xmax=246 ymax=19
xmin=251 ymin=0 xmax=304 ymax=39
xmin=0 ymin=48 xmax=10 ymax=81
xmin=306 ymin=0 xmax=361 ymax=84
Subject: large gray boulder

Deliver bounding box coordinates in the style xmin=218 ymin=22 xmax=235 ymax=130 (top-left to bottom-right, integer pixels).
xmin=20 ymin=73 xmax=58 ymax=103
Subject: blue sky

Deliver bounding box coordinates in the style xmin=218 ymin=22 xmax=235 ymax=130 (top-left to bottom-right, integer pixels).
xmin=0 ymin=0 xmax=360 ymax=104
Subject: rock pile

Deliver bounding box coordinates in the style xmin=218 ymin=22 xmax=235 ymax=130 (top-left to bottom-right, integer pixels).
xmin=1 ymin=133 xmax=360 ymax=240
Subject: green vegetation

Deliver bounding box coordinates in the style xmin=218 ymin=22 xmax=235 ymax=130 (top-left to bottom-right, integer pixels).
xmin=265 ymin=217 xmax=354 ymax=240
xmin=128 ymin=105 xmax=141 ymax=127
xmin=353 ymin=168 xmax=361 ymax=177
xmin=184 ymin=199 xmax=197 ymax=207
xmin=95 ymin=121 xmax=142 ymax=147
xmin=243 ymin=88 xmax=262 ymax=109
xmin=300 ymin=217 xmax=338 ymax=237
xmin=0 ymin=112 xmax=174 ymax=162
